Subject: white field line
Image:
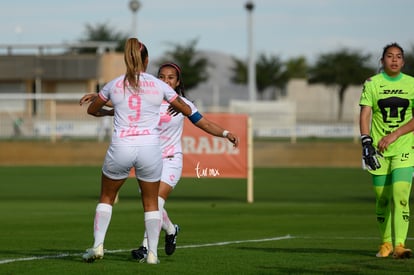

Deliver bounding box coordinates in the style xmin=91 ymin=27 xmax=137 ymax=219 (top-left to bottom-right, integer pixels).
xmin=177 ymin=234 xmax=293 ymax=248
xmin=0 ymin=235 xmax=293 ymax=265
xmin=4 ymin=235 xmax=411 ymax=265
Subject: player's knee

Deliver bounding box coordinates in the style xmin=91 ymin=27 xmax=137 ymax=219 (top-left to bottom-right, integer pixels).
xmin=377 ymin=197 xmax=389 ymax=208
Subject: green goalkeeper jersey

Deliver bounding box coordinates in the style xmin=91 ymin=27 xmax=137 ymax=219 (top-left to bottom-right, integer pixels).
xmin=359 ymin=72 xmax=414 ymax=157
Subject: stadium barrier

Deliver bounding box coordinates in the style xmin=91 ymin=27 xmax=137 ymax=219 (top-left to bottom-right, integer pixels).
xmin=229 ymin=100 xmax=297 ymax=143
xmin=0 ymin=93 xmax=107 ymax=142
xmin=0 ymin=93 xmax=358 ymax=142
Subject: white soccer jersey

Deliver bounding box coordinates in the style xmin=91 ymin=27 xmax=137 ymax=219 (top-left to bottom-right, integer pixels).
xmin=99 ymin=72 xmax=178 ymax=146
xmin=158 ymin=97 xmax=197 ymax=158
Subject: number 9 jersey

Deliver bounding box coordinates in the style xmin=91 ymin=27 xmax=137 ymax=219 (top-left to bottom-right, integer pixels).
xmin=99 ymin=72 xmax=179 ymax=146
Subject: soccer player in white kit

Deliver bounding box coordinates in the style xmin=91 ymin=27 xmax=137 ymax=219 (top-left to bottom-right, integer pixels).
xmin=79 ymin=62 xmax=239 ymax=262
xmin=130 ymin=63 xmax=239 ymax=261
xmin=82 ymin=38 xmax=198 ymax=264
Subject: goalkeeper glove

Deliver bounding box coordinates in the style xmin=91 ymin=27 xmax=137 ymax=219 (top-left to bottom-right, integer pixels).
xmin=361 ymin=135 xmax=381 ymax=170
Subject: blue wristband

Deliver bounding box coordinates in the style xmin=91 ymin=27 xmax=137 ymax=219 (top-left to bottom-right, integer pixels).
xmin=188 ymin=111 xmax=203 ymax=124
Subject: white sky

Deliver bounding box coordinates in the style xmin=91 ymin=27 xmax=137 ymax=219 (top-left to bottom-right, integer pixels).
xmin=1 ymin=0 xmax=414 ymax=65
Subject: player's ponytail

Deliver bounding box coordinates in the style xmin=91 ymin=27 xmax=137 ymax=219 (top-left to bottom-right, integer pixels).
xmin=123 ymin=38 xmax=148 ymax=92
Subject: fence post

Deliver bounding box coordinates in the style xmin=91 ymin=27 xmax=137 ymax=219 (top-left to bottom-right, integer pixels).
xmin=50 ymin=99 xmax=57 ymax=143
xmin=247 ymin=116 xmax=254 ymax=203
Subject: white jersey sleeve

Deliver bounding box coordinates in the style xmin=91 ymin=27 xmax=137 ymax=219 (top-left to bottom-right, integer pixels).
xmin=181 ymin=96 xmax=199 ymax=116
xmin=156 ymin=78 xmax=179 ymax=103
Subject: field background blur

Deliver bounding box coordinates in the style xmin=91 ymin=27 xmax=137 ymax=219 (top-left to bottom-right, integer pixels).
xmin=0 ymin=139 xmax=361 ymax=168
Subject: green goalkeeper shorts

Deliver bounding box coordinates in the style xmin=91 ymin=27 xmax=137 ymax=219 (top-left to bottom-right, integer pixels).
xmin=368 ymin=150 xmax=414 ymax=176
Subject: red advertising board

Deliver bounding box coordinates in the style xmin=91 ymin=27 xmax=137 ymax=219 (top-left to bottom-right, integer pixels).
xmin=181 ymin=113 xmax=248 ymax=178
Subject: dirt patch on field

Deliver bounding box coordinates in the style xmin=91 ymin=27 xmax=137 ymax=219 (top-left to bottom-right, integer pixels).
xmin=0 ymin=140 xmax=362 ymax=167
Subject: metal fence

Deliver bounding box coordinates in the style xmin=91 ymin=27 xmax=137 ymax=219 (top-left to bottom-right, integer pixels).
xmin=0 ymin=93 xmax=104 ymax=142
xmin=0 ymin=93 xmax=358 ymax=142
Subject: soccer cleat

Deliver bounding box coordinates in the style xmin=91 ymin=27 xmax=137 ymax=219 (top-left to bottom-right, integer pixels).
xmin=376 ymin=242 xmax=393 ymax=258
xmin=146 ymin=251 xmax=159 ymax=264
xmin=393 ymin=244 xmax=412 ymax=259
xmin=165 ymin=224 xmax=180 ymax=255
xmin=82 ymin=244 xmax=104 ymax=263
xmin=131 ymin=246 xmax=148 ymax=262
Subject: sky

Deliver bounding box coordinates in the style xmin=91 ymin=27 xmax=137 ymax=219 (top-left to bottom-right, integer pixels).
xmin=1 ymin=0 xmax=414 ymax=65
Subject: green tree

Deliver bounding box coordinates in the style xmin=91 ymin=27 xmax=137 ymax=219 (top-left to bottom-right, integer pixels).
xmin=159 ymin=39 xmax=209 ymax=91
xmin=308 ymin=49 xmax=375 ymax=121
xmin=230 ymin=58 xmax=247 ymax=85
xmin=402 ymin=45 xmax=414 ymax=76
xmin=231 ymin=53 xmax=289 ymax=99
xmin=78 ymin=22 xmax=128 ymax=53
xmin=285 ymin=56 xmax=308 ymax=79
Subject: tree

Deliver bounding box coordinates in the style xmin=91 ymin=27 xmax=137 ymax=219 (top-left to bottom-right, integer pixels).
xmin=285 ymin=56 xmax=308 ymax=79
xmin=402 ymin=45 xmax=414 ymax=76
xmin=231 ymin=53 xmax=289 ymax=99
xmin=230 ymin=57 xmax=247 ymax=85
xmin=78 ymin=22 xmax=128 ymax=53
xmin=159 ymin=39 xmax=209 ymax=91
xmin=308 ymin=49 xmax=375 ymax=121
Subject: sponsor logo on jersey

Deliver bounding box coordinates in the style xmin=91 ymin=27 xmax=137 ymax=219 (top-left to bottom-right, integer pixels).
xmin=381 ymin=89 xmax=406 ymax=94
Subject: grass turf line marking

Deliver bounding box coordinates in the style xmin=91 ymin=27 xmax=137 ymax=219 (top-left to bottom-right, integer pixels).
xmin=0 ymin=235 xmax=293 ymax=265
xmin=0 ymin=254 xmax=71 ymax=265
xmin=178 ymin=234 xmax=293 ymax=249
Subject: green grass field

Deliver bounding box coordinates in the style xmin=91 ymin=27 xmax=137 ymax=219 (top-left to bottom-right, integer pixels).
xmin=1 ymin=166 xmax=414 ymax=274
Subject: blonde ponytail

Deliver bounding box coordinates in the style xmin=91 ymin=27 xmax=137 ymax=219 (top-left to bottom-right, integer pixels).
xmin=123 ymin=38 xmax=145 ymax=91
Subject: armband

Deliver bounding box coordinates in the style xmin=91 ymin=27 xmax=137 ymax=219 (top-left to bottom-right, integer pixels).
xmin=222 ymin=130 xmax=229 ymax=137
xmin=188 ymin=111 xmax=203 ymax=124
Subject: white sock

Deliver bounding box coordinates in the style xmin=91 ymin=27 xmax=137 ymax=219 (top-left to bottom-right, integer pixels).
xmin=163 ymin=209 xmax=176 ymax=235
xmin=142 ymin=197 xmax=165 ymax=248
xmin=144 ymin=211 xmax=161 ymax=257
xmin=93 ymin=203 xmax=112 ymax=248
xmin=158 ymin=197 xmax=166 ymax=231
xmin=159 ymin=196 xmax=175 ymax=234
xmin=158 ymin=196 xmax=165 ymax=214
xmin=142 ymin=231 xmax=148 ymax=248
xmin=141 ymin=197 xmax=165 ymax=248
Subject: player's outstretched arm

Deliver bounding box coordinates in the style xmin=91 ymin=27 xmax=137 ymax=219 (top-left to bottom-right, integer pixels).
xmin=87 ymin=96 xmax=114 ymax=117
xmin=80 ymin=93 xmax=114 ymax=108
xmin=79 ymin=93 xmax=96 ymax=105
xmin=169 ymin=97 xmax=239 ymax=147
xmin=169 ymin=96 xmax=192 ymax=116
xmin=193 ymin=117 xmax=239 ymax=148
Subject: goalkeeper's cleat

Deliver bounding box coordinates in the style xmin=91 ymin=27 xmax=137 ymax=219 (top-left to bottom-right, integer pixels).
xmin=393 ymin=244 xmax=412 ymax=259
xmin=146 ymin=251 xmax=159 ymax=264
xmin=131 ymin=246 xmax=148 ymax=262
xmin=165 ymin=224 xmax=180 ymax=256
xmin=376 ymin=242 xmax=393 ymax=258
xmin=82 ymin=244 xmax=104 ymax=263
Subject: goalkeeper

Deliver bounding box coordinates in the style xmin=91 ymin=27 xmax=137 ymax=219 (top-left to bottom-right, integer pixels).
xmin=359 ymin=42 xmax=414 ymax=259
